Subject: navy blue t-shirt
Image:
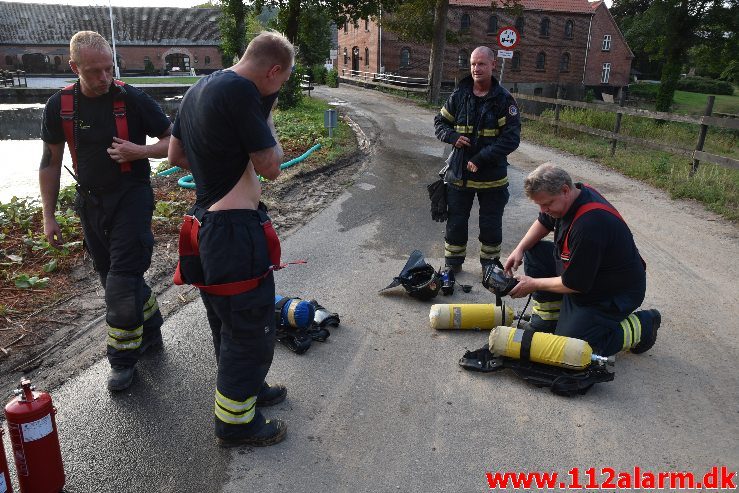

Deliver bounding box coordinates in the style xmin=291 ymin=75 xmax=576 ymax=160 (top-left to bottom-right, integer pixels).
xmin=537 ymin=183 xmax=645 ymax=304
xmin=172 ymin=70 xmax=276 ymax=208
xmin=42 ymin=82 xmax=171 ymax=190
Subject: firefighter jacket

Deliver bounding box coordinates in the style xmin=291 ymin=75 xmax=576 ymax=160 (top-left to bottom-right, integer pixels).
xmin=434 ymin=75 xmax=521 ymax=188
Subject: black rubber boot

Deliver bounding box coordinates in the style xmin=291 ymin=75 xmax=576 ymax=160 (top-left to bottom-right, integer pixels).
xmin=216 ymin=416 xmax=287 ymax=448
xmin=107 ymin=365 xmax=135 ymax=391
xmin=256 ymin=382 xmax=287 ymax=407
xmin=630 ymin=309 xmax=661 ymax=354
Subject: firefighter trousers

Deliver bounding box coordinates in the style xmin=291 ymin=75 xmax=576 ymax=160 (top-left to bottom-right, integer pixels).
xmin=445 ymin=184 xmax=509 ymax=267
xmin=75 ymin=182 xmax=162 ymax=368
xmin=195 ymin=208 xmax=277 ymax=439
xmin=523 ymin=240 xmax=656 ymax=356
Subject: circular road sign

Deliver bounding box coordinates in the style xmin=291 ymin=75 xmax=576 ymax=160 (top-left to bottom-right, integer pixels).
xmin=497 ymin=26 xmax=520 ymax=50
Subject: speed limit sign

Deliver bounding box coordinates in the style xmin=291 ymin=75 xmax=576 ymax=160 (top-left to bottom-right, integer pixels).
xmin=497 ymin=26 xmax=520 ymax=50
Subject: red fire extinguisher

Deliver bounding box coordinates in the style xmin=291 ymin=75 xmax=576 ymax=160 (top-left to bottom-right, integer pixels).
xmin=0 ymin=427 xmax=13 ymax=493
xmin=4 ymin=379 xmax=64 ymax=493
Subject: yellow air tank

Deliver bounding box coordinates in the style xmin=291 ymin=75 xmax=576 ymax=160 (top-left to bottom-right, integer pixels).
xmin=488 ymin=325 xmax=593 ymax=370
xmin=429 ymin=303 xmax=514 ymax=330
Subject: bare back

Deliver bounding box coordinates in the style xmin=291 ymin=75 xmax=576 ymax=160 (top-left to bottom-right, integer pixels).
xmin=208 ymin=161 xmax=262 ymax=211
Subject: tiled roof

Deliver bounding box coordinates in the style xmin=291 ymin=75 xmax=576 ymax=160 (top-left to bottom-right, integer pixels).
xmin=450 ymin=0 xmax=599 ymax=14
xmin=0 ymin=2 xmax=221 ymax=45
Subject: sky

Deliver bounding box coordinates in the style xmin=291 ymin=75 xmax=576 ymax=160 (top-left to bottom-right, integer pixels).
xmin=7 ymin=0 xmax=612 ymax=7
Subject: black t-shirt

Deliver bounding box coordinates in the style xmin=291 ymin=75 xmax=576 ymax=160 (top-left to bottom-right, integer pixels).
xmin=172 ymin=70 xmax=276 ymax=208
xmin=537 ymin=183 xmax=645 ymax=304
xmin=42 ymin=82 xmax=171 ymax=190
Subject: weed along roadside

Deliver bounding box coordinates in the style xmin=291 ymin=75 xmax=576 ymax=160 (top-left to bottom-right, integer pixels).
xmin=0 ymin=96 xmax=359 ymax=393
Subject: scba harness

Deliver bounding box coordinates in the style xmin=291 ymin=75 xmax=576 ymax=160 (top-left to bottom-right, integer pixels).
xmin=560 ymin=184 xmax=645 ymax=270
xmin=173 ymin=205 xmax=296 ymax=296
xmin=60 ymin=80 xmax=132 ymax=174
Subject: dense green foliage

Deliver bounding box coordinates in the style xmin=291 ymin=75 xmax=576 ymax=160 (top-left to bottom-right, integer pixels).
xmin=277 ymin=64 xmax=305 ymax=109
xmin=311 ymin=64 xmax=328 ymax=85
xmin=676 ymin=77 xmax=734 ymax=96
xmin=611 ymin=0 xmax=737 ymax=111
xmin=270 ymin=5 xmax=332 ymax=66
xmin=326 ymin=69 xmax=339 ymax=88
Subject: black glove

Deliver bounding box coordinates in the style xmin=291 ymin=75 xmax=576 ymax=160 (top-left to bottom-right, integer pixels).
xmin=426 ymin=179 xmax=448 ymax=222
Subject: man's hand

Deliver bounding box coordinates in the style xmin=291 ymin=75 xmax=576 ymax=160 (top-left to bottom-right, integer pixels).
xmin=509 ymin=274 xmax=536 ymax=298
xmin=108 ymin=137 xmax=143 ymax=163
xmin=503 ymin=250 xmax=523 ymax=276
xmin=466 ymin=161 xmax=478 ymax=173
xmin=454 ymin=135 xmax=471 ymax=148
xmin=43 ymin=216 xmax=63 ymax=249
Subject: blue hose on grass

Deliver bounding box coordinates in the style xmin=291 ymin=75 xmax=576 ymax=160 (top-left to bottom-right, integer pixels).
xmin=158 ymin=143 xmax=322 ymax=190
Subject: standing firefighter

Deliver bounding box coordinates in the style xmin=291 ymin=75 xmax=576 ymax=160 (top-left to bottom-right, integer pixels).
xmin=434 ymin=46 xmax=520 ymax=274
xmin=168 ymin=31 xmax=293 ymax=447
xmin=504 ymin=163 xmax=661 ymax=356
xmin=39 ymin=31 xmax=172 ymax=391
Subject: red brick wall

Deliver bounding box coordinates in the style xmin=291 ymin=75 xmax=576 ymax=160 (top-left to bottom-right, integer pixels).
xmin=584 ymin=4 xmax=633 ymax=88
xmin=337 ymin=19 xmax=380 ymax=75
xmin=338 ymin=5 xmax=632 ymax=90
xmin=0 ymin=44 xmax=223 ymax=73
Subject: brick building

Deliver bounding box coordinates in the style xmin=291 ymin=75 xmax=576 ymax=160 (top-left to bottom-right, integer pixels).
xmin=337 ymin=0 xmax=633 ymax=99
xmin=0 ymin=1 xmax=223 ymax=74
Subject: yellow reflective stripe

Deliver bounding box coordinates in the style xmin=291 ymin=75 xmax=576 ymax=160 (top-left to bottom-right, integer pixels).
xmin=480 ymin=244 xmax=501 ymax=259
xmin=440 ymin=106 xmax=454 ymax=122
xmin=107 ymin=334 xmax=142 ymax=350
xmin=287 ymin=299 xmax=300 ymax=327
xmin=450 ymin=176 xmax=509 ymax=188
xmin=143 ymin=296 xmax=159 ymax=321
xmin=498 ymin=116 xmax=507 ymax=127
xmin=454 ymin=125 xmax=474 ymax=133
xmin=108 ymin=325 xmax=143 ymax=340
xmin=444 ymin=242 xmax=466 ymax=255
xmin=532 ymin=300 xmax=561 ymax=321
xmin=214 ymin=391 xmax=257 ymax=425
xmin=622 ymin=313 xmax=642 ymax=351
xmin=479 ymin=128 xmax=500 ymax=137
xmin=533 ymin=300 xmax=561 ymax=311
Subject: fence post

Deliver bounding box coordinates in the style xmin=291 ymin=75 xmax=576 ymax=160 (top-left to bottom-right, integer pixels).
xmin=610 ymin=89 xmax=626 ymax=156
xmin=691 ymin=95 xmax=715 ymax=176
xmin=554 ymin=85 xmax=562 ymax=136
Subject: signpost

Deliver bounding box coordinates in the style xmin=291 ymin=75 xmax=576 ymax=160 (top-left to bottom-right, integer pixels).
xmin=496 ymin=26 xmax=520 ymax=84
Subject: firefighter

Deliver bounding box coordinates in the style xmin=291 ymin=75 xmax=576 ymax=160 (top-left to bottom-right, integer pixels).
xmin=39 ymin=31 xmax=172 ymax=391
xmin=504 ymin=163 xmax=661 ymax=356
xmin=433 ymin=46 xmax=521 ymax=274
xmin=168 ymin=31 xmax=294 ymax=447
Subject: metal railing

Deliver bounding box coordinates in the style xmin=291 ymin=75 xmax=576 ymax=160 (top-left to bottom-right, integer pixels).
xmin=340 ymin=69 xmax=429 ymax=95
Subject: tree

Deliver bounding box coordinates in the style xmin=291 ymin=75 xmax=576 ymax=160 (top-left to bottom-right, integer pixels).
xmin=270 ymin=4 xmax=333 ymax=66
xmin=383 ymin=0 xmax=522 ymax=104
xmin=255 ymin=0 xmax=402 ymax=44
xmin=612 ymin=0 xmax=736 ymax=112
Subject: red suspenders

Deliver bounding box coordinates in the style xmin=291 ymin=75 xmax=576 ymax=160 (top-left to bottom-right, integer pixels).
xmin=560 ymin=185 xmax=625 ymax=268
xmin=60 ymin=80 xmax=131 ymax=174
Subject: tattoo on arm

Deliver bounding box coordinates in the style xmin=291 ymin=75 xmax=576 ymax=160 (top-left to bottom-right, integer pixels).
xmin=40 ymin=142 xmax=53 ymax=169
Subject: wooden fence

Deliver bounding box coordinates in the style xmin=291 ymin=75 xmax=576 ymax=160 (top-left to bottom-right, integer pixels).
xmin=512 ymin=91 xmax=739 ymax=173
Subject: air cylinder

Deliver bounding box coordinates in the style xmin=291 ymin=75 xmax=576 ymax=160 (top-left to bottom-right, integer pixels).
xmin=488 ymin=325 xmax=593 ymax=370
xmin=429 ymin=303 xmax=514 ymax=330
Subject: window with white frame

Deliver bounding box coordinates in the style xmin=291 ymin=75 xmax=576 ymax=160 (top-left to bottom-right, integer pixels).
xmin=602 ymin=34 xmax=611 ymax=51
xmin=601 ymin=62 xmax=611 ymax=83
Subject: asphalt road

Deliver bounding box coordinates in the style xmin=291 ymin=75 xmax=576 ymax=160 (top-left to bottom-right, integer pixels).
xmin=4 ymin=84 xmax=737 ymax=492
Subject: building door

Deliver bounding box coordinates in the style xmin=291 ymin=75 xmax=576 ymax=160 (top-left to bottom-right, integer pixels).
xmin=352 ymin=47 xmax=359 ymax=75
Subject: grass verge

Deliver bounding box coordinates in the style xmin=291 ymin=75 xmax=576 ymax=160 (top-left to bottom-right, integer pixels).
xmin=521 ymin=118 xmax=739 ymax=222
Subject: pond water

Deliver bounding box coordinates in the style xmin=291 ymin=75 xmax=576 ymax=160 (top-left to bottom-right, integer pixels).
xmin=0 ymin=98 xmax=180 ymax=203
